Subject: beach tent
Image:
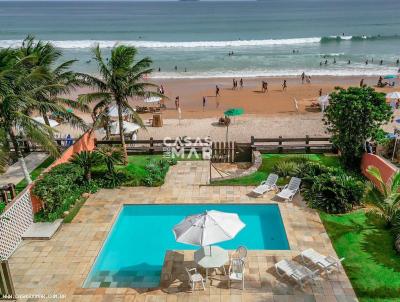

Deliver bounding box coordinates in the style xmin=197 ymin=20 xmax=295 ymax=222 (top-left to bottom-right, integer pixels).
xmin=109 ymin=120 xmax=140 ymax=135
xmin=223 ymin=108 xmax=244 ymax=142
xmin=318 ymin=95 xmax=330 ymax=112
xmin=144 ymin=96 xmax=162 ymax=103
xmin=33 ymin=116 xmax=59 ymax=128
xmin=386 ymin=92 xmax=400 ymax=99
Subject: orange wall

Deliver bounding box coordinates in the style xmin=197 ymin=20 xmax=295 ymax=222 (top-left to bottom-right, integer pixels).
xmin=30 ymin=130 xmax=96 ymax=213
xmin=361 ymin=153 xmax=397 ymax=187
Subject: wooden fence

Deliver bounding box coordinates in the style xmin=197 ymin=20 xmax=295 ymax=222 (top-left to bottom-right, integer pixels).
xmin=251 ymin=136 xmax=334 ymax=153
xmin=9 ymin=138 xmax=76 ymax=153
xmin=95 ymin=138 xmax=212 ymax=154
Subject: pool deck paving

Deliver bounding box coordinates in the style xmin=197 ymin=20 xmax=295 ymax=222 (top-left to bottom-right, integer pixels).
xmin=8 ymin=161 xmax=358 ymax=302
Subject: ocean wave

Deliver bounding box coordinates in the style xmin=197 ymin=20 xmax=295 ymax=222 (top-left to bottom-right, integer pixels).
xmin=320 ymin=34 xmax=400 ymax=43
xmin=151 ymin=67 xmax=400 ymax=79
xmin=0 ymin=37 xmax=322 ymax=49
xmin=0 ymin=34 xmax=398 ymax=50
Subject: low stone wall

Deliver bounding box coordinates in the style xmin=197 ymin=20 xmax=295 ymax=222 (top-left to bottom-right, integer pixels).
xmin=212 ymin=151 xmax=262 ymax=181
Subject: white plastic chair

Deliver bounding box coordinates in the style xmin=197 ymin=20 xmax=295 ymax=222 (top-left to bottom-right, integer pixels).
xmin=228 ymin=258 xmax=245 ymax=289
xmin=251 ymin=173 xmax=278 ymax=196
xmin=232 ymin=246 xmax=248 ymax=262
xmin=276 ymin=177 xmax=301 ymax=201
xmin=185 ymin=267 xmax=205 ymax=291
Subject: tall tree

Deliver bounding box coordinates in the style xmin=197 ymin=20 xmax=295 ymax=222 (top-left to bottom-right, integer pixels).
xmin=324 ymin=87 xmax=392 ymax=169
xmin=0 ymin=48 xmax=59 ymax=184
xmin=79 ymin=44 xmax=158 ymax=163
xmin=18 ymin=36 xmax=88 ymax=137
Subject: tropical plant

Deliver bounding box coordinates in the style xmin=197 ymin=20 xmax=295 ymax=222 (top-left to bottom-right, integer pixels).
xmin=70 ymin=150 xmax=103 ymax=181
xmin=96 ymin=145 xmax=123 ymax=176
xmin=365 ymin=166 xmax=400 ymax=227
xmin=272 ymin=160 xmax=300 ymax=177
xmin=79 ymin=44 xmax=159 ymax=163
xmin=32 ymin=163 xmax=85 ymax=221
xmin=0 ymin=47 xmax=59 ymax=183
xmin=302 ymin=168 xmax=365 ymax=214
xmin=324 ymin=86 xmax=392 ymax=169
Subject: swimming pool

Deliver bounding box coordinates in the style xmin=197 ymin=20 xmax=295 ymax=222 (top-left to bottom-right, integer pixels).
xmin=84 ymin=204 xmax=289 ymax=288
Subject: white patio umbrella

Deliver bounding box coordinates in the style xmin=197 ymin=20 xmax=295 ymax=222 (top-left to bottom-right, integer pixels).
xmin=33 ymin=116 xmax=59 ymax=128
xmin=173 ymin=210 xmax=245 ymax=247
xmin=386 ymin=92 xmax=400 ymax=99
xmin=109 ymin=120 xmax=140 ymax=135
xmin=144 ymin=96 xmax=162 ymax=103
xmin=318 ymin=95 xmax=330 ymax=112
xmin=108 ymin=105 xmax=133 ymax=117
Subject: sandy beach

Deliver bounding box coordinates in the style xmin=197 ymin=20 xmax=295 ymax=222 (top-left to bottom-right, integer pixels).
xmin=62 ymin=75 xmax=399 ymax=141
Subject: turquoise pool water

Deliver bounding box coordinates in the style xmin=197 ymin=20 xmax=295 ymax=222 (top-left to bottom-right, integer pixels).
xmin=84 ymin=204 xmax=289 ymax=288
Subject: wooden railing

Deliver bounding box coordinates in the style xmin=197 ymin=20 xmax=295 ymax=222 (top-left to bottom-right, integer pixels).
xmin=9 ymin=138 xmax=76 ymax=153
xmin=95 ymin=137 xmax=211 ymax=154
xmin=251 ymin=136 xmax=334 ymax=153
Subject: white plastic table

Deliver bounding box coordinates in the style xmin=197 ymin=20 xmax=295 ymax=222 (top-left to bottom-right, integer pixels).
xmin=194 ymin=246 xmax=229 ymax=282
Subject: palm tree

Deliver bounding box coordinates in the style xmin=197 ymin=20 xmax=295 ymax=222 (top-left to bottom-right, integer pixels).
xmin=97 ymin=145 xmax=123 ymax=176
xmin=79 ymin=44 xmax=159 ymax=163
xmin=365 ymin=165 xmax=400 ymax=227
xmin=18 ymin=36 xmax=88 ymax=137
xmin=70 ymin=150 xmax=102 ymax=182
xmin=0 ymin=48 xmax=59 ymax=184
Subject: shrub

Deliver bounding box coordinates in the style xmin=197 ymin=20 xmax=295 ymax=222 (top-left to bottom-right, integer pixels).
xmin=272 ymin=161 xmax=300 ymax=177
xmin=142 ymin=159 xmax=171 ymax=186
xmin=32 ymin=163 xmax=85 ymax=221
xmin=302 ymin=169 xmax=365 ymax=214
xmin=0 ymin=201 xmax=5 ymax=214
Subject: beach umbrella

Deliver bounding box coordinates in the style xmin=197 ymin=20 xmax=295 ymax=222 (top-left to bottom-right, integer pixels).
xmin=384 ymin=75 xmax=398 ymax=79
xmin=107 ymin=105 xmax=131 ymax=118
xmin=387 ymin=92 xmax=400 ymax=99
xmin=173 ymin=210 xmax=245 ymax=247
xmin=33 ymin=116 xmax=59 ymax=128
xmin=224 ymin=108 xmax=244 ymax=117
xmin=144 ymin=96 xmax=162 ymax=103
xmin=109 ymin=120 xmax=140 ymax=135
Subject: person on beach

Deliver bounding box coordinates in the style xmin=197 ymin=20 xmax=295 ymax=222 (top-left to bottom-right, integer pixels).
xmin=175 ymin=96 xmax=180 ymax=109
xmin=307 ymin=76 xmax=311 ymax=83
xmin=324 ymin=60 xmax=328 ymax=65
xmin=215 ymin=85 xmax=220 ymax=97
xmin=301 ymin=72 xmax=305 ymax=84
xmin=261 ymin=81 xmax=265 ymax=92
xmin=397 ymin=59 xmax=399 ymax=65
xmin=174 ymin=65 xmax=178 ymax=71
xmin=282 ymin=80 xmax=287 ymax=91
xmin=333 ymin=58 xmax=336 ymax=64
xmin=348 ymin=60 xmax=351 ymax=64
xmin=232 ymin=78 xmax=237 ymax=90
xmin=380 ymin=60 xmax=383 ymax=65
xmin=160 ymin=85 xmax=165 ymax=95
xmin=240 ymin=78 xmax=243 ymax=88
xmin=202 ymin=96 xmax=206 ymax=110
xmin=319 ymin=88 xmax=322 ymax=96
xmin=365 ymin=59 xmax=368 ymax=65
xmin=360 ymin=79 xmax=365 ymax=87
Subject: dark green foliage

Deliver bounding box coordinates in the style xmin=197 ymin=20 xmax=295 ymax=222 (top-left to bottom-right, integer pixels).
xmin=32 ymin=163 xmax=86 ymax=221
xmin=0 ymin=201 xmax=5 ymax=214
xmin=142 ymin=159 xmax=172 ymax=187
xmin=70 ymin=150 xmax=103 ymax=181
xmin=324 ymin=86 xmax=392 ymax=169
xmin=302 ymin=168 xmax=365 ymax=213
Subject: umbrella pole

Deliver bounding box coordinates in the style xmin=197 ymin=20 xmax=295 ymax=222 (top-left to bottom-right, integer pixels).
xmin=392 ymin=136 xmax=398 ymax=161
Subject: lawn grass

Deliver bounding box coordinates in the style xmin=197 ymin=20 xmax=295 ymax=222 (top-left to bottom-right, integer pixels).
xmin=15 ymin=156 xmax=54 ymax=193
xmin=320 ymin=211 xmax=400 ymax=302
xmin=211 ymin=153 xmax=341 ymax=186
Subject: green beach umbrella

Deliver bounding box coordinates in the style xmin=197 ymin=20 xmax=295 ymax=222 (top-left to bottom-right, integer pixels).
xmin=384 ymin=75 xmax=398 ymax=79
xmin=66 ymin=108 xmax=73 ymax=113
xmin=224 ymin=108 xmax=244 ymax=117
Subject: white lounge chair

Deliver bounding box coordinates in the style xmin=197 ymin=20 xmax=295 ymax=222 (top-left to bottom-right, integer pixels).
xmin=300 ymin=248 xmax=344 ymax=275
xmin=185 ymin=267 xmax=205 ymax=291
xmin=275 ymin=259 xmax=318 ymax=288
xmin=228 ymin=258 xmax=245 ymax=289
xmin=251 ymin=173 xmax=278 ymax=196
xmin=276 ymin=177 xmax=301 ymax=201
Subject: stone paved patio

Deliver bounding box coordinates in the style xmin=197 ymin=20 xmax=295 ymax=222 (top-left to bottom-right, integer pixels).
xmin=9 ymin=161 xmax=358 ymax=301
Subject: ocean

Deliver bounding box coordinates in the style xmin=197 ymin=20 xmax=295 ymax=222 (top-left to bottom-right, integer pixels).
xmin=1 ymin=0 xmax=400 ymax=78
